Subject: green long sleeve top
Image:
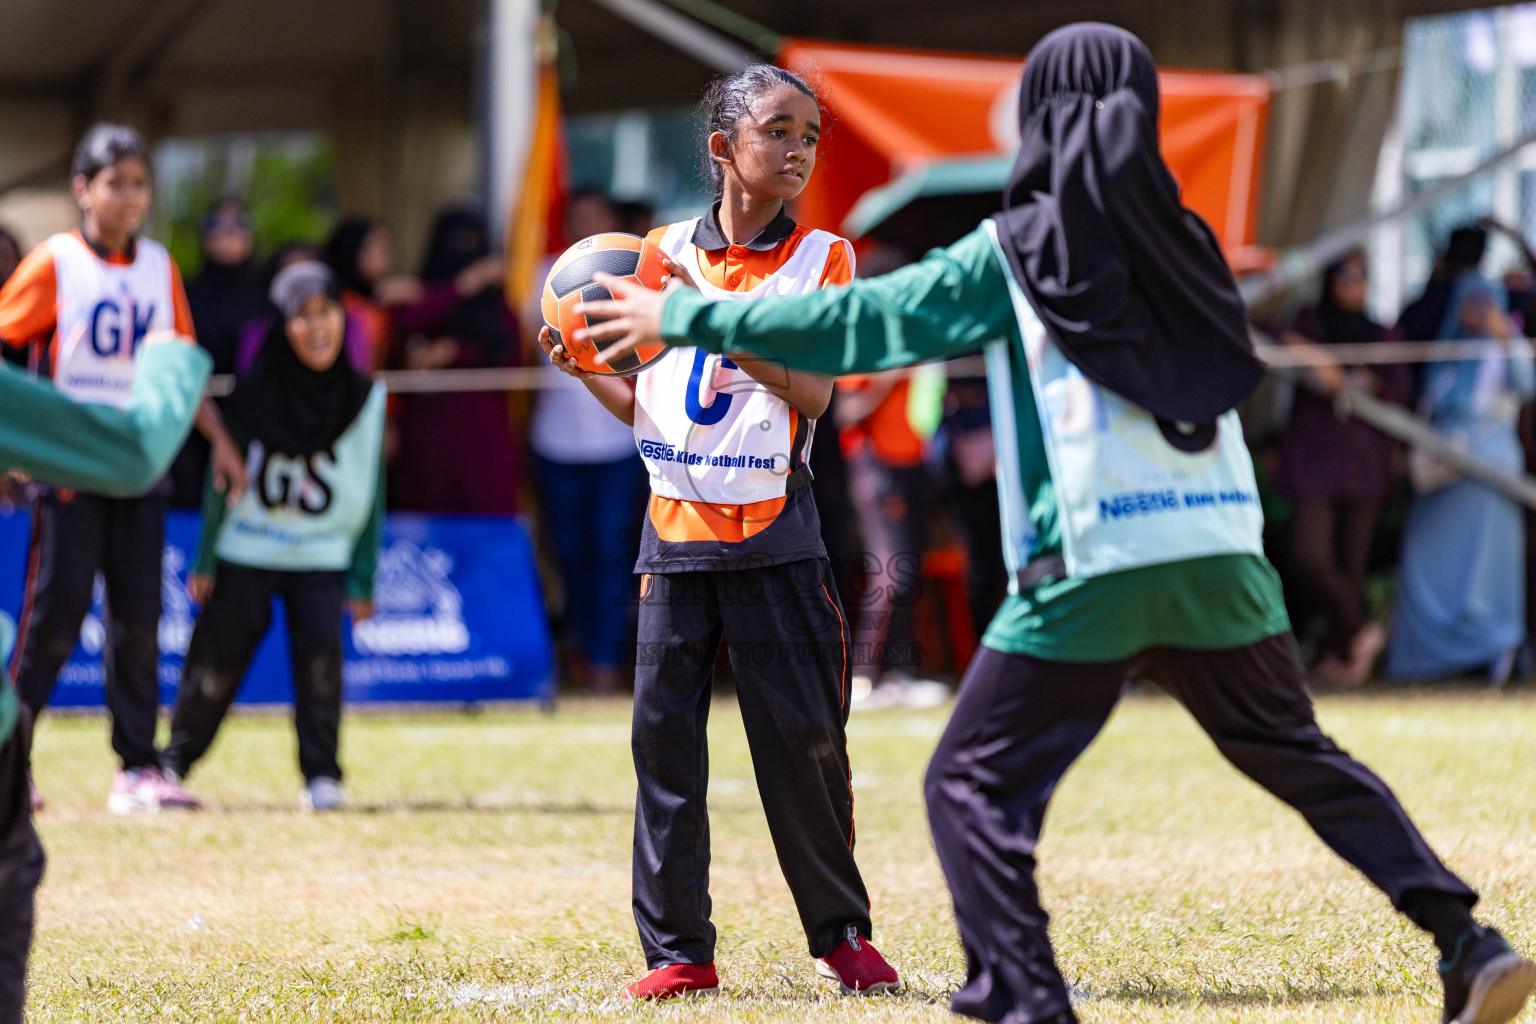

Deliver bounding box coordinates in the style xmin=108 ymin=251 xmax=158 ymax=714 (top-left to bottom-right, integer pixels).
xmin=0 ymin=340 xmax=211 ymax=745
xmin=0 ymin=341 xmax=210 ymax=495
xmin=660 ymin=224 xmax=1289 ymax=663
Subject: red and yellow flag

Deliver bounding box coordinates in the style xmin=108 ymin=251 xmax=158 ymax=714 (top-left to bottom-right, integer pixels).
xmin=505 ymin=15 xmax=568 ymax=311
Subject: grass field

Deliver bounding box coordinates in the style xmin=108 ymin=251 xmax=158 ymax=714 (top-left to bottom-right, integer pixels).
xmin=22 ymin=688 xmax=1536 ymax=1023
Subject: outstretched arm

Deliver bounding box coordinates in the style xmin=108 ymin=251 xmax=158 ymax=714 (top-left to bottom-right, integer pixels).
xmin=0 ymin=334 xmax=211 ymax=494
xmin=576 ymin=226 xmax=1016 ymax=377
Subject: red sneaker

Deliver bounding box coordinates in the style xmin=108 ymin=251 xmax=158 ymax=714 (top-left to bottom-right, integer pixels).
xmin=621 ymin=962 xmax=719 ymax=1001
xmin=816 ymin=928 xmax=900 ymax=995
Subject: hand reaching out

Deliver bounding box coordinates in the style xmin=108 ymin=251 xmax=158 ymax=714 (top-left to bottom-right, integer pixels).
xmin=571 ymin=273 xmax=673 ymax=368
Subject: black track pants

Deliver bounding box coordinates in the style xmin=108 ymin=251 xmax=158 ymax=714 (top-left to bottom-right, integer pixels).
xmin=630 ymin=559 xmax=872 ymax=967
xmin=162 ymin=565 xmax=346 ymax=783
xmin=924 ymin=634 xmax=1476 ymax=1024
xmin=0 ymin=708 xmax=45 ymax=1024
xmin=9 ymin=492 xmax=164 ymax=769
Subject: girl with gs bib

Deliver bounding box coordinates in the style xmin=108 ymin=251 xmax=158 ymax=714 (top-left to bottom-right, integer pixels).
xmin=161 ymin=262 xmax=384 ymax=813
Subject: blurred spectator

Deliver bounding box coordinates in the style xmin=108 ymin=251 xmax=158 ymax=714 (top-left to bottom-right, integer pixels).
xmin=1399 ymin=225 xmax=1487 ymax=406
xmin=324 ymin=218 xmax=423 ymax=373
xmin=389 ymin=206 xmax=520 ymax=513
xmin=940 ymin=371 xmax=1007 ymax=631
xmin=616 ymin=199 xmax=656 ymax=237
xmin=838 ymin=245 xmax=946 ymax=708
xmin=1399 ymin=226 xmax=1487 ymax=343
xmin=1275 ymin=252 xmax=1409 ymax=688
xmin=0 ymin=229 xmax=20 ymax=289
xmin=524 ymin=190 xmax=646 ymax=693
xmin=1387 ymin=274 xmax=1536 ymax=683
xmin=170 ymin=200 xmax=267 ymax=507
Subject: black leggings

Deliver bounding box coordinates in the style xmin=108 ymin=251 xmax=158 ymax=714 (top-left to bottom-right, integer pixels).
xmin=162 ymin=565 xmax=346 ymax=783
xmin=924 ymin=634 xmax=1475 ymax=1024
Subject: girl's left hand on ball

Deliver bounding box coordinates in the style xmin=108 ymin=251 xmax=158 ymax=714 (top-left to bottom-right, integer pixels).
xmin=538 ymin=326 xmax=598 ymax=381
xmin=573 ymin=273 xmax=671 ymax=367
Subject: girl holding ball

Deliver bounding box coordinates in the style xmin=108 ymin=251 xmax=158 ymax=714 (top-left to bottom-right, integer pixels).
xmin=541 ymin=65 xmax=900 ymax=1002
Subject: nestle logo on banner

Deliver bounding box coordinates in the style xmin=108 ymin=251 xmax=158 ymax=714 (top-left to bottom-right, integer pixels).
xmin=352 ymin=540 xmax=470 ymax=656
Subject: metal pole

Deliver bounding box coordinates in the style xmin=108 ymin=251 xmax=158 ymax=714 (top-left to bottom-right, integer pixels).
xmin=1240 ymin=127 xmax=1536 ymax=309
xmin=584 ymin=0 xmax=751 ymax=73
xmin=486 ymin=0 xmax=539 ymax=246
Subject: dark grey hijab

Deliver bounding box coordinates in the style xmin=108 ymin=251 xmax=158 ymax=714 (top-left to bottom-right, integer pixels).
xmin=994 ymin=23 xmax=1262 ymax=424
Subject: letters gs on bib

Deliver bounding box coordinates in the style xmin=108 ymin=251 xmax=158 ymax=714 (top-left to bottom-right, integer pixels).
xmin=251 ymin=442 xmax=336 ymax=515
xmin=87 ymin=297 xmax=156 ymax=356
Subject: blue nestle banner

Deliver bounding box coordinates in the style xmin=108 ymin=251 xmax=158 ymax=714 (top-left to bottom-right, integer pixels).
xmin=0 ymin=509 xmax=555 ymax=707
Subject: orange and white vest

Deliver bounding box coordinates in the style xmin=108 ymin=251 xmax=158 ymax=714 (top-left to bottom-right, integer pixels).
xmin=47 ymin=233 xmax=176 ymax=408
xmin=633 ymin=220 xmax=846 ymax=505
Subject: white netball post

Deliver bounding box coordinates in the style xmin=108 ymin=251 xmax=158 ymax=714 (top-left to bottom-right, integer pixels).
xmin=485 ymin=0 xmax=540 ymax=247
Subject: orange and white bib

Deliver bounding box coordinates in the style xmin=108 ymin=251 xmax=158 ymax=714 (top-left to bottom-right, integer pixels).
xmin=47 ymin=233 xmax=176 ymax=408
xmin=633 ymin=219 xmax=846 ymax=505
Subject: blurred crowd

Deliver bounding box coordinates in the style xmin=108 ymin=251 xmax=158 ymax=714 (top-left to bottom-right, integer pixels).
xmin=1259 ymin=220 xmax=1536 ymax=689
xmin=7 ymin=195 xmax=1536 ymax=695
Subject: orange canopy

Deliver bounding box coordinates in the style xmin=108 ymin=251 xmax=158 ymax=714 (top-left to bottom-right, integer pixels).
xmin=779 ymin=39 xmax=1271 ymax=268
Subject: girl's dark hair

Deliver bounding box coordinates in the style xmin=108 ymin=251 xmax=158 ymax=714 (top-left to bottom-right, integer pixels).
xmin=71 ymin=123 xmax=151 ymax=181
xmin=699 ymin=64 xmax=820 ymax=196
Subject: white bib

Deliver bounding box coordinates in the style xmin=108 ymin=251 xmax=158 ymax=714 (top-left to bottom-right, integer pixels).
xmin=217 ymin=384 xmax=387 ymax=572
xmin=984 ymin=219 xmax=1265 ymax=580
xmin=633 ymin=220 xmax=845 ymax=504
xmin=47 ymin=234 xmax=176 ymax=409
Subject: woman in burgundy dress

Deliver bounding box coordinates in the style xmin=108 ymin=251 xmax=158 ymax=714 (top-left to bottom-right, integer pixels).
xmin=1276 ymin=250 xmax=1409 ymax=687
xmin=389 ymin=208 xmax=521 ymax=514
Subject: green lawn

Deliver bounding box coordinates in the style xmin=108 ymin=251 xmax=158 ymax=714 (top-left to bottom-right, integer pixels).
xmin=23 ymin=688 xmax=1536 ymax=1022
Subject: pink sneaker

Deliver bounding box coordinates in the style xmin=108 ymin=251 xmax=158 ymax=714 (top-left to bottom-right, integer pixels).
xmin=107 ymin=767 xmax=200 ymax=814
xmin=27 ymin=773 xmax=42 ymax=814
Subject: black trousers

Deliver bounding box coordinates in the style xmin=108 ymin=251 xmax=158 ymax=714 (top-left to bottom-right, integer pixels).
xmin=9 ymin=492 xmax=164 ymax=769
xmin=162 ymin=565 xmax=346 ymax=783
xmin=924 ymin=634 xmax=1476 ymax=1024
xmin=631 ymin=558 xmax=872 ymax=966
xmin=0 ymin=708 xmax=45 ymax=1024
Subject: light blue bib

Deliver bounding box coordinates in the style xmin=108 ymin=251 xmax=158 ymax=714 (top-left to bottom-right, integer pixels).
xmin=217 ymin=383 xmax=385 ymax=571
xmin=984 ymin=220 xmax=1264 ymax=581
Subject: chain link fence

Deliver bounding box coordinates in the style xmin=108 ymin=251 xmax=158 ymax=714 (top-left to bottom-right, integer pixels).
xmin=1375 ymin=4 xmax=1536 ymax=317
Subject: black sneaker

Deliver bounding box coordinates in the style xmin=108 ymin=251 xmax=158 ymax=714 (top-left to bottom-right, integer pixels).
xmin=1440 ymin=927 xmax=1536 ymax=1024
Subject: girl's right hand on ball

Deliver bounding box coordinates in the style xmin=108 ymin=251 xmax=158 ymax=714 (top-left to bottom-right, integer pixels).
xmin=539 ymin=326 xmax=597 ymax=381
